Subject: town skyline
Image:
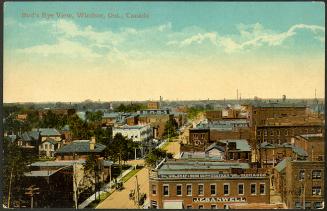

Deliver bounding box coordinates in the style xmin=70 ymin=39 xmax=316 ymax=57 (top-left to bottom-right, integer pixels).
xmin=4 ymin=2 xmax=325 ymax=102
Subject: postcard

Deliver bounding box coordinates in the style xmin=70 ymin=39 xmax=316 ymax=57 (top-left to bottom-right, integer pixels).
xmin=2 ymin=1 xmax=325 ymax=209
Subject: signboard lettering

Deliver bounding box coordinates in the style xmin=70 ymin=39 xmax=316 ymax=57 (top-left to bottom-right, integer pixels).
xmin=192 ymin=197 xmax=246 ymax=203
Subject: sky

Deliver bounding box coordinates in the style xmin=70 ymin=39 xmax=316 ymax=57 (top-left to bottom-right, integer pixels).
xmin=3 ymin=2 xmax=325 ymax=103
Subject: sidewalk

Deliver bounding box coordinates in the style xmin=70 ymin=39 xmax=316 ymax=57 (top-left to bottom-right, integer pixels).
xmin=78 ymin=165 xmax=135 ymax=209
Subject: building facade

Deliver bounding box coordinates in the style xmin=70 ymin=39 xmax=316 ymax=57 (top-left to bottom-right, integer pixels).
xmin=149 ymin=159 xmax=270 ymax=209
xmin=112 ymin=124 xmax=153 ymax=142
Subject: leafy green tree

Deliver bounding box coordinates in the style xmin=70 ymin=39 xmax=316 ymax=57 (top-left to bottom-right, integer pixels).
xmin=144 ymin=148 xmax=173 ymax=168
xmin=163 ymin=119 xmax=178 ymax=139
xmin=85 ymin=111 xmax=103 ymax=123
xmin=68 ymin=114 xmax=92 ymax=139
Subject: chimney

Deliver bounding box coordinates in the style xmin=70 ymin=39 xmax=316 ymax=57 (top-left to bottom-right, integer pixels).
xmin=90 ymin=136 xmax=96 ymax=150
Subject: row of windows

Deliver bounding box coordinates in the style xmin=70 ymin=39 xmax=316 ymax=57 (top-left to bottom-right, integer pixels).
xmin=153 ymin=183 xmax=266 ymax=197
xmin=295 ymin=201 xmax=323 ymax=209
xmin=257 ymin=128 xmax=321 ymax=136
xmin=298 ymin=170 xmax=322 ymax=180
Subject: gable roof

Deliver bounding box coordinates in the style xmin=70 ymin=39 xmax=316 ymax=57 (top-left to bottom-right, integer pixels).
xmin=55 ymin=140 xmax=106 ymax=154
xmin=20 ymin=131 xmax=40 ymax=142
xmin=219 ymin=139 xmax=251 ymax=152
xmin=32 ymin=128 xmax=61 ymax=136
xmin=43 ymin=137 xmax=59 ymax=145
xmin=205 ymin=143 xmax=225 ymax=152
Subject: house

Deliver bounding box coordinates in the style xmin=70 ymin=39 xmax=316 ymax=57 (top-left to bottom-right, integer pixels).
xmin=32 ymin=128 xmax=62 ymax=142
xmin=55 ymin=137 xmax=106 ymax=160
xmin=39 ymin=137 xmax=60 ymax=157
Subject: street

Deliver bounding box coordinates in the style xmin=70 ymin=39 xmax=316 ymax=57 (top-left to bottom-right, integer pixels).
xmin=96 ymin=167 xmax=149 ymax=209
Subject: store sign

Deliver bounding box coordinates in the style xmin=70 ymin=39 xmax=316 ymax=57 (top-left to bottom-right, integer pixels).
xmin=160 ymin=173 xmax=266 ymax=179
xmin=193 ymin=197 xmax=246 ymax=203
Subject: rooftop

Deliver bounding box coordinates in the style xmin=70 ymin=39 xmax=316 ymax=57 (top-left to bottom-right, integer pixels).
xmin=299 ymin=133 xmax=323 ymax=141
xmin=274 ymin=157 xmax=292 ymax=172
xmin=55 ymin=140 xmax=106 ymax=154
xmin=219 ymin=139 xmax=251 ymax=152
xmin=32 ymin=128 xmax=61 ymax=136
xmin=30 ymin=160 xmax=85 ymax=167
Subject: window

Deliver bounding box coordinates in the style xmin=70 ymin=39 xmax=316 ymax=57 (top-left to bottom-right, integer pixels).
xmin=299 ymin=170 xmax=305 ymax=180
xmin=151 ymin=200 xmax=158 ymax=209
xmin=198 ymin=205 xmax=204 ymax=209
xmin=176 ymin=185 xmax=182 ymax=196
xmin=257 ymin=131 xmax=261 ymax=136
xmin=259 ymin=183 xmax=265 ymax=195
xmin=312 ymin=170 xmax=322 ymax=179
xmin=211 ymin=205 xmax=217 ymax=209
xmin=250 ymin=183 xmax=256 ymax=195
xmin=264 ymin=130 xmax=267 ymax=136
xmin=238 ymin=183 xmax=244 ymax=195
xmin=295 ymin=202 xmax=301 ymax=208
xmin=223 ymin=183 xmax=229 ymax=195
xmin=152 ymin=185 xmax=157 ymax=195
xmin=186 ymin=205 xmax=192 ymax=209
xmin=312 ymin=187 xmax=321 ymax=196
xmin=285 ymin=130 xmax=288 ymax=136
xmin=305 ymin=202 xmax=311 ymax=209
xmin=45 ymin=144 xmax=48 ymax=149
xmin=270 ymin=130 xmax=274 ymax=136
xmin=163 ymin=185 xmax=169 ymax=196
xmin=198 ymin=184 xmax=204 ymax=195
xmin=186 ymin=184 xmax=192 ymax=196
xmin=314 ymin=202 xmax=323 ymax=209
xmin=210 ymin=184 xmax=216 ymax=195
xmin=277 ymin=130 xmax=280 ymax=136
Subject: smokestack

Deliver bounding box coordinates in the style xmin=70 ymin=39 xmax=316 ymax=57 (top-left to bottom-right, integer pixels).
xmin=90 ymin=136 xmax=96 ymax=150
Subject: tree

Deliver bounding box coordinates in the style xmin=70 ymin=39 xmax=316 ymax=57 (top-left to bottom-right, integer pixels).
xmin=85 ymin=111 xmax=103 ymax=123
xmin=144 ymin=148 xmax=173 ymax=168
xmin=163 ymin=119 xmax=178 ymax=140
xmin=83 ymin=154 xmax=101 ymax=201
xmin=2 ymin=137 xmax=32 ymax=208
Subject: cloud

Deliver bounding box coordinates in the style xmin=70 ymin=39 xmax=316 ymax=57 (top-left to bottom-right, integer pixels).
xmin=17 ymin=37 xmax=102 ymax=60
xmin=168 ymin=23 xmax=325 ymax=53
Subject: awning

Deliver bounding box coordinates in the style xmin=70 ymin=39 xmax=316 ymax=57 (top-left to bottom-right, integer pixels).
xmin=163 ymin=200 xmax=183 ymax=209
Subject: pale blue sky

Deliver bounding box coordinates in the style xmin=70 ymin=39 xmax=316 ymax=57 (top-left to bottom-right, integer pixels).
xmin=3 ymin=2 xmax=325 ymax=102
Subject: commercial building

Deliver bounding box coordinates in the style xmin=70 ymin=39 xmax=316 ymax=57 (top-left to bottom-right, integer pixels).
xmin=149 ymin=159 xmax=270 ymax=209
xmin=147 ymin=101 xmax=160 ymax=109
xmin=273 ymin=159 xmax=324 ymax=209
xmin=245 ymin=102 xmax=308 ymax=127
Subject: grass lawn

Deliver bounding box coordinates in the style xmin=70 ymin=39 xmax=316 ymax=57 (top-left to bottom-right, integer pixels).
xmin=86 ymin=191 xmax=114 ymax=208
xmin=121 ymin=167 xmax=142 ymax=183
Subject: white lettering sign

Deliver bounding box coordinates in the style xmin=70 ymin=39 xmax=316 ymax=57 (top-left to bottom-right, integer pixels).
xmin=192 ymin=197 xmax=246 ymax=203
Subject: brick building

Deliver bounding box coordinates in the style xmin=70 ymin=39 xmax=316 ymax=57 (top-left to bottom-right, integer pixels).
xmin=147 ymin=101 xmax=160 ymax=109
xmin=255 ymin=122 xmax=323 ymax=146
xmin=274 ymin=159 xmax=324 ymax=209
xmin=205 ymin=110 xmax=223 ymax=121
xmin=245 ymin=102 xmax=308 ymax=127
xmin=149 ymin=159 xmax=270 ymax=209
xmin=291 ymin=133 xmax=324 ymax=161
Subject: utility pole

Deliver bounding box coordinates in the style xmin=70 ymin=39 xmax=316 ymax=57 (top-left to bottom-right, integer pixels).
xmin=25 ymin=185 xmax=40 ymax=208
xmin=135 ymin=175 xmax=140 ymax=208
xmin=73 ymin=162 xmax=78 ymax=209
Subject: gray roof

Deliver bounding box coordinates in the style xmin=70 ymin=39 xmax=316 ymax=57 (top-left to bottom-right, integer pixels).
xmin=275 ymin=157 xmax=292 ymax=172
xmin=292 ymin=146 xmax=308 ymax=157
xmin=55 ymin=140 xmax=106 ymax=154
xmin=249 ymin=102 xmax=307 ymax=108
xmin=24 ymin=170 xmax=58 ymax=177
xmin=20 ymin=131 xmax=40 ymax=142
xmin=103 ymin=112 xmax=120 ymax=118
xmin=30 ymin=160 xmax=85 ymax=167
xmin=32 ymin=128 xmax=61 ymax=137
xmin=219 ymin=140 xmax=251 ymax=152
xmin=205 ymin=143 xmax=225 ymax=152
xmin=158 ymin=161 xmax=250 ymax=171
